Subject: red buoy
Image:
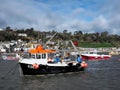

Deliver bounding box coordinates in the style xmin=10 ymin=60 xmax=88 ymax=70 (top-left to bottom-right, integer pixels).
xmin=32 ymin=63 xmax=39 ymax=69
xmin=81 ymin=61 xmax=88 ymax=68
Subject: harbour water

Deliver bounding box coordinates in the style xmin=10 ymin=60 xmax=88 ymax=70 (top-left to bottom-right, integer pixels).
xmin=0 ymin=55 xmax=120 ymax=90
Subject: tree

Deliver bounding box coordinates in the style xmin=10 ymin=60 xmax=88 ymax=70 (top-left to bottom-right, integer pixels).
xmin=100 ymin=31 xmax=109 ymax=42
xmin=63 ymin=30 xmax=67 ymax=34
xmin=5 ymin=26 xmax=12 ymax=31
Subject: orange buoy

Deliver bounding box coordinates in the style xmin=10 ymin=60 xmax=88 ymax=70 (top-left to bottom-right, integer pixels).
xmin=81 ymin=61 xmax=88 ymax=68
xmin=84 ymin=63 xmax=88 ymax=67
xmin=32 ymin=63 xmax=39 ymax=69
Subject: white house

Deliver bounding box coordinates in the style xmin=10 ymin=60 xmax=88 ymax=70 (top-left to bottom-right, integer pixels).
xmin=18 ymin=33 xmax=27 ymax=37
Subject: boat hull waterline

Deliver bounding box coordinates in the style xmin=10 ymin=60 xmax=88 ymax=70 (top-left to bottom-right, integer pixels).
xmin=19 ymin=63 xmax=85 ymax=75
xmin=81 ymin=55 xmax=111 ymax=60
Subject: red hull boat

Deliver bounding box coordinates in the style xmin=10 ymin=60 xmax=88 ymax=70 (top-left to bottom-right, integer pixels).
xmin=81 ymin=51 xmax=111 ymax=60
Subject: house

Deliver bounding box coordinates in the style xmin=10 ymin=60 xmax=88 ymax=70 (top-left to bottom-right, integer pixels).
xmin=18 ymin=33 xmax=27 ymax=37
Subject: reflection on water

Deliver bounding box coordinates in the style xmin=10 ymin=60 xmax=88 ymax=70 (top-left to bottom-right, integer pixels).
xmin=22 ymin=72 xmax=87 ymax=90
xmin=0 ymin=55 xmax=120 ymax=90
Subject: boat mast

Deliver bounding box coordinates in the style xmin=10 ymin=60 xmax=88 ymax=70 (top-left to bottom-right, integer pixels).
xmin=43 ymin=32 xmax=57 ymax=48
xmin=69 ymin=40 xmax=81 ymax=54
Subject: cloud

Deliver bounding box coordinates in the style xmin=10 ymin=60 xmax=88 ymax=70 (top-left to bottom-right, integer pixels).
xmin=0 ymin=0 xmax=120 ymax=35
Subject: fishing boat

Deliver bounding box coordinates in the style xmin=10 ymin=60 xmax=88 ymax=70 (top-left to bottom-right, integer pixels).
xmin=18 ymin=45 xmax=88 ymax=75
xmin=81 ymin=51 xmax=111 ymax=60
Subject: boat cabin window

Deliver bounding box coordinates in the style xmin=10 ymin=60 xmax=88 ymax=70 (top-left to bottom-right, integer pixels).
xmin=90 ymin=52 xmax=93 ymax=54
xmin=22 ymin=53 xmax=30 ymax=58
xmin=42 ymin=54 xmax=46 ymax=59
xmin=97 ymin=52 xmax=102 ymax=55
xmin=31 ymin=54 xmax=35 ymax=58
xmin=36 ymin=54 xmax=41 ymax=59
xmin=27 ymin=53 xmax=46 ymax=59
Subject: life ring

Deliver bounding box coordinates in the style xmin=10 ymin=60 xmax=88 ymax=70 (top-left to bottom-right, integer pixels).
xmin=81 ymin=61 xmax=88 ymax=68
xmin=32 ymin=63 xmax=39 ymax=69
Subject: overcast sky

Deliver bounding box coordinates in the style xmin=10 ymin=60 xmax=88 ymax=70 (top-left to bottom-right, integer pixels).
xmin=0 ymin=0 xmax=120 ymax=35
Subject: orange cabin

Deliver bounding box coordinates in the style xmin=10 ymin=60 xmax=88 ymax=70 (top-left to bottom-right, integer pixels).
xmin=28 ymin=45 xmax=55 ymax=54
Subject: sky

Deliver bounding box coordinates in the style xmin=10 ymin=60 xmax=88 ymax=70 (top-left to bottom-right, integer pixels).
xmin=0 ymin=0 xmax=120 ymax=35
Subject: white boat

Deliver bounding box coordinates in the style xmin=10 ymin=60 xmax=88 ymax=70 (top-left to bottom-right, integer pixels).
xmin=19 ymin=45 xmax=88 ymax=75
xmin=81 ymin=51 xmax=111 ymax=60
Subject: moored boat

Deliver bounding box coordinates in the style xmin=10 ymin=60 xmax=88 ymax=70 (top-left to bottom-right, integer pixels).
xmin=19 ymin=45 xmax=88 ymax=75
xmin=2 ymin=53 xmax=20 ymax=61
xmin=81 ymin=51 xmax=111 ymax=60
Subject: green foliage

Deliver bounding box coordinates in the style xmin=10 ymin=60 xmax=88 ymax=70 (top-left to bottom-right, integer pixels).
xmin=0 ymin=27 xmax=120 ymax=47
xmin=78 ymin=43 xmax=113 ymax=48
